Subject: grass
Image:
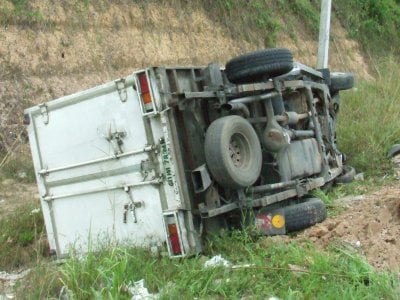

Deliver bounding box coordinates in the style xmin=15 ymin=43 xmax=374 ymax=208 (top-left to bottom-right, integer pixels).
xmin=15 ymin=232 xmax=397 ymax=299
xmin=333 ymin=0 xmax=400 ymax=56
xmin=0 ymin=202 xmax=46 ymax=270
xmin=16 ymin=263 xmax=63 ymax=299
xmin=0 ymin=152 xmax=36 ymax=183
xmin=0 ymin=0 xmax=47 ymax=27
xmin=276 ymin=0 xmax=320 ymax=38
xmin=336 ymin=56 xmax=400 ymax=176
xmin=3 ymin=188 xmax=398 ymax=299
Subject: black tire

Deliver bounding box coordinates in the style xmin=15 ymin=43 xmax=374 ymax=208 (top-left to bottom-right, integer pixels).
xmin=225 ymin=48 xmax=294 ymax=84
xmin=283 ymin=198 xmax=327 ymax=232
xmin=330 ymin=72 xmax=354 ymax=92
xmin=334 ymin=165 xmax=356 ymax=184
xmin=205 ymin=116 xmax=262 ymax=189
xmin=388 ymin=144 xmax=400 ymax=158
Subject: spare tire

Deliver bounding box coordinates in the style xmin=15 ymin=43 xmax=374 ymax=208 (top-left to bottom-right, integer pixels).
xmin=225 ymin=48 xmax=294 ymax=84
xmin=205 ymin=116 xmax=262 ymax=189
xmin=330 ymin=72 xmax=354 ymax=92
xmin=283 ymin=198 xmax=327 ymax=232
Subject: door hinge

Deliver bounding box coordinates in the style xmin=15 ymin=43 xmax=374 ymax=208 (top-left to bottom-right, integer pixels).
xmin=39 ymin=103 xmax=49 ymax=125
xmin=115 ymin=78 xmax=127 ymax=102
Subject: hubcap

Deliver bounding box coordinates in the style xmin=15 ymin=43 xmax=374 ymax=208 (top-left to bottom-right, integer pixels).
xmin=229 ymin=133 xmax=248 ymax=168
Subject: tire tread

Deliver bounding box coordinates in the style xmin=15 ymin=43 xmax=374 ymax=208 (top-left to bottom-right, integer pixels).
xmin=283 ymin=198 xmax=327 ymax=232
xmin=225 ymin=48 xmax=294 ymax=84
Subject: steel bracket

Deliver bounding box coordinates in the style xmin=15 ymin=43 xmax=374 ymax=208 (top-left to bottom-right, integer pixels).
xmin=115 ymin=78 xmax=127 ymax=102
xmin=39 ymin=103 xmax=49 ymax=125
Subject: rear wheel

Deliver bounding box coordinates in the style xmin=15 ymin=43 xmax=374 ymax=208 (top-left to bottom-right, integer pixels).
xmin=205 ymin=116 xmax=262 ymax=189
xmin=225 ymin=48 xmax=294 ymax=84
xmin=283 ymin=198 xmax=327 ymax=232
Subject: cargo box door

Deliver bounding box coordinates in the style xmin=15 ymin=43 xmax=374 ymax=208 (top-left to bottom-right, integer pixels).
xmin=26 ymin=78 xmax=166 ymax=257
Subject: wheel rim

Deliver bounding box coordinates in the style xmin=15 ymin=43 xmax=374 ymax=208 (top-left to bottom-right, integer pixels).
xmin=229 ymin=133 xmax=249 ymax=168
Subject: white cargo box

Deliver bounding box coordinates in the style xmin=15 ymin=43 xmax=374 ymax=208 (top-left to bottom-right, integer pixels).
xmin=25 ymin=71 xmax=200 ymax=258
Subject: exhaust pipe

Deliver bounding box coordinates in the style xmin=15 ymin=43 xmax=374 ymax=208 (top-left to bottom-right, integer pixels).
xmin=221 ymin=102 xmax=250 ymax=118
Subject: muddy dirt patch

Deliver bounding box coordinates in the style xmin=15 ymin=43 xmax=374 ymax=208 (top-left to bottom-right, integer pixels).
xmin=299 ymin=184 xmax=400 ymax=271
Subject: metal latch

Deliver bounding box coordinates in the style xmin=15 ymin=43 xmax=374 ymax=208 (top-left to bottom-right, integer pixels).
xmin=123 ymin=202 xmax=142 ymax=223
xmin=115 ymin=78 xmax=127 ymax=102
xmin=105 ymin=130 xmax=126 ymax=155
xmin=123 ymin=186 xmax=143 ymax=223
xmin=39 ymin=103 xmax=49 ymax=125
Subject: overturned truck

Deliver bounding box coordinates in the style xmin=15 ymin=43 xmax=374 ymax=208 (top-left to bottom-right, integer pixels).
xmin=25 ymin=48 xmax=354 ymax=258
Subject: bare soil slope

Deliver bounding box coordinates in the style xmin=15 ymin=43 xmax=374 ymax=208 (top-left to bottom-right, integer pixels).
xmin=301 ymin=184 xmax=400 ymax=272
xmin=0 ymin=1 xmax=370 ymax=155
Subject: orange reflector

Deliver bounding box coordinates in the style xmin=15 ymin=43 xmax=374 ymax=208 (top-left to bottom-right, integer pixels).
xmin=168 ymin=224 xmax=182 ymax=255
xmin=272 ymin=214 xmax=285 ymax=229
xmin=168 ymin=223 xmax=178 ymax=235
xmin=142 ymin=92 xmax=152 ymax=104
xmin=137 ymin=72 xmax=153 ymax=111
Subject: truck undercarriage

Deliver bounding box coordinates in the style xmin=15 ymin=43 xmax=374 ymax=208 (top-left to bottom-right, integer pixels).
xmin=25 ymin=48 xmax=354 ymax=257
xmin=155 ymin=48 xmax=353 ymax=236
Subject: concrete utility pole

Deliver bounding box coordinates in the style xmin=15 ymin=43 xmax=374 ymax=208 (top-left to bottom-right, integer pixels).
xmin=316 ymin=0 xmax=332 ymax=69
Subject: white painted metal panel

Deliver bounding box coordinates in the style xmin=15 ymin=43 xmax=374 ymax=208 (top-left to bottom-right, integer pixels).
xmin=26 ymin=76 xmax=167 ymax=257
xmin=50 ymin=187 xmax=165 ymax=254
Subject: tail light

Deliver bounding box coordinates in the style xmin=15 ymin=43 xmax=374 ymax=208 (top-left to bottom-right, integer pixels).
xmin=137 ymin=72 xmax=153 ymax=112
xmin=163 ymin=212 xmax=184 ymax=257
xmin=167 ymin=223 xmax=182 ymax=255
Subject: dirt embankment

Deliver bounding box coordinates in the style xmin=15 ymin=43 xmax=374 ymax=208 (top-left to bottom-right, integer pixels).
xmin=0 ymin=1 xmax=370 ymax=154
xmin=300 ymin=184 xmax=400 ymax=272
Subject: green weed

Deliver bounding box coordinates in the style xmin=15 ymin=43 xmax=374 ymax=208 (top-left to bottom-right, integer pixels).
xmin=0 ymin=0 xmax=46 ymax=27
xmin=277 ymin=0 xmax=320 ymax=38
xmin=310 ymin=188 xmax=342 ymax=217
xmin=312 ymin=188 xmax=334 ymax=207
xmin=0 ymin=203 xmax=46 ymax=270
xmin=48 ymin=232 xmax=399 ymax=299
xmin=334 ymin=0 xmax=400 ymax=56
xmin=0 ymin=152 xmax=36 ymax=183
xmin=337 ymin=57 xmax=400 ymax=176
xmin=16 ymin=263 xmax=63 ymax=299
